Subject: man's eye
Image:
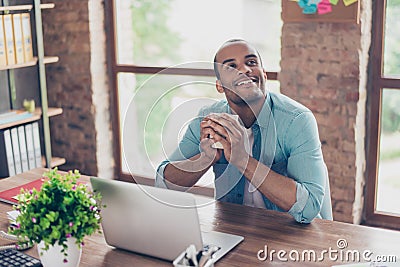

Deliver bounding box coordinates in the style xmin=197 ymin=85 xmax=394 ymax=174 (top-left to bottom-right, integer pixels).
xmin=247 ymin=59 xmax=258 ymax=66
xmin=223 ymin=63 xmax=236 ymax=71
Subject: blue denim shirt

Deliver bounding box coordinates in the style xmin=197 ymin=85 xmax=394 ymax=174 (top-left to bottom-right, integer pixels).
xmin=156 ymin=92 xmax=332 ymax=223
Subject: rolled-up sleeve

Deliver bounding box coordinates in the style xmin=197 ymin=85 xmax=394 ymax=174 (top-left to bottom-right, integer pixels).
xmin=155 ymin=160 xmax=170 ymax=188
xmin=285 ymin=112 xmax=327 ymax=223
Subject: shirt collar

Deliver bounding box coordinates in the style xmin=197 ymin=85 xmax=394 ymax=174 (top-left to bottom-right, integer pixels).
xmin=254 ymin=93 xmax=273 ymax=130
xmin=226 ymin=92 xmax=273 ymax=130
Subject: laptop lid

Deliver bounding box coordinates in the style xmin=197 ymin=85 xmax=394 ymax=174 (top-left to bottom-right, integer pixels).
xmin=90 ymin=177 xmax=205 ymax=261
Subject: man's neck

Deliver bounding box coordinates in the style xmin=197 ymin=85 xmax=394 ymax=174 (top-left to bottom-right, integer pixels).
xmin=230 ymin=97 xmax=265 ymax=128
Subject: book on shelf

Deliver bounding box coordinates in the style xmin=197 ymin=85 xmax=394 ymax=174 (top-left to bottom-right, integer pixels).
xmin=0 ymin=15 xmax=7 ymax=66
xmin=17 ymin=125 xmax=29 ymax=172
xmin=21 ymin=13 xmax=33 ymax=62
xmin=10 ymin=128 xmax=22 ymax=174
xmin=25 ymin=123 xmax=36 ymax=169
xmin=0 ymin=129 xmax=16 ymax=178
xmin=32 ymin=122 xmax=42 ymax=168
xmin=3 ymin=14 xmax=15 ymax=65
xmin=12 ymin=14 xmax=24 ymax=64
xmin=0 ymin=110 xmax=33 ymax=125
xmin=0 ymin=110 xmax=18 ymax=119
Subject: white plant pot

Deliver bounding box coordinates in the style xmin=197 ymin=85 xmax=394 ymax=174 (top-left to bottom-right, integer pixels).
xmin=37 ymin=237 xmax=82 ymax=267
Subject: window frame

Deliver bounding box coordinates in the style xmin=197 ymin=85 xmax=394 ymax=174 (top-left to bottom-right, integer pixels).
xmin=105 ymin=0 xmax=279 ymax=185
xmin=364 ymin=0 xmax=400 ymax=230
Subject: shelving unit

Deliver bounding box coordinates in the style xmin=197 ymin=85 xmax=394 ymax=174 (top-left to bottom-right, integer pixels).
xmin=0 ymin=3 xmax=54 ymax=11
xmin=0 ymin=56 xmax=59 ymax=71
xmin=0 ymin=107 xmax=62 ymax=130
xmin=0 ymin=0 xmax=64 ymax=170
xmin=41 ymin=156 xmax=66 ymax=169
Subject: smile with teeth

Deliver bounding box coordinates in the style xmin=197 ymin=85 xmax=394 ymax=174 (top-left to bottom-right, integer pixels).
xmin=236 ymin=77 xmax=257 ymax=86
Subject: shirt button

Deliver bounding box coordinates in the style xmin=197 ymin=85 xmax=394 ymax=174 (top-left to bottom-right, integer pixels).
xmin=237 ymin=193 xmax=243 ymax=198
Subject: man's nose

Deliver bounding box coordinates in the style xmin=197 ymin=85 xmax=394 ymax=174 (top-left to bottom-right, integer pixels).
xmin=237 ymin=63 xmax=251 ymax=75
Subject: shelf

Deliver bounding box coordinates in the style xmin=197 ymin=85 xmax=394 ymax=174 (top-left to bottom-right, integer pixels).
xmin=40 ymin=3 xmax=55 ymax=10
xmin=0 ymin=107 xmax=63 ymax=130
xmin=43 ymin=56 xmax=59 ymax=64
xmin=0 ymin=3 xmax=55 ymax=12
xmin=0 ymin=56 xmax=59 ymax=71
xmin=42 ymin=156 xmax=66 ymax=168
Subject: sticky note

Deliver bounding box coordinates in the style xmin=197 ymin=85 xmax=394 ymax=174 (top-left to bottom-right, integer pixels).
xmin=303 ymin=4 xmax=317 ymax=14
xmin=298 ymin=0 xmax=308 ymax=8
xmin=330 ymin=0 xmax=339 ymax=4
xmin=343 ymin=0 xmax=358 ymax=6
xmin=318 ymin=0 xmax=332 ymax=14
xmin=308 ymin=0 xmax=322 ymax=4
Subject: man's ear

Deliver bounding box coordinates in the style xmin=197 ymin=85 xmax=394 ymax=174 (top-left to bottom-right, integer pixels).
xmin=216 ymin=80 xmax=225 ymax=93
xmin=264 ymin=70 xmax=268 ymax=80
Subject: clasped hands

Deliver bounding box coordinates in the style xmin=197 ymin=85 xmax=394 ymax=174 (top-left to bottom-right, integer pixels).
xmin=200 ymin=113 xmax=251 ymax=168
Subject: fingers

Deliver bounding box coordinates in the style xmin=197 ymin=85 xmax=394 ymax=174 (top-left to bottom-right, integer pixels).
xmin=201 ymin=120 xmax=228 ymax=139
xmin=201 ymin=126 xmax=229 ymax=147
xmin=202 ymin=113 xmax=243 ymax=140
xmin=200 ymin=125 xmax=219 ymax=140
xmin=207 ymin=113 xmax=241 ymax=125
xmin=199 ymin=136 xmax=222 ymax=163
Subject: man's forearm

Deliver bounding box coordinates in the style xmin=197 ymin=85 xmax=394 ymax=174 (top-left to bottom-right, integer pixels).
xmin=236 ymin=156 xmax=297 ymax=211
xmin=163 ymin=153 xmax=215 ymax=190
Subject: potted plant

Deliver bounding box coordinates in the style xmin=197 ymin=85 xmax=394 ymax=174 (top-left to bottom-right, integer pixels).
xmin=10 ymin=168 xmax=103 ymax=267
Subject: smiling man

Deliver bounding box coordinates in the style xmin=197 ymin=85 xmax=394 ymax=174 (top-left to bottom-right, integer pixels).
xmin=156 ymin=39 xmax=332 ymax=223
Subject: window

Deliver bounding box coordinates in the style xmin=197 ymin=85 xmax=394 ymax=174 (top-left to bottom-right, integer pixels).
xmin=107 ymin=0 xmax=282 ymax=185
xmin=365 ymin=0 xmax=400 ymax=229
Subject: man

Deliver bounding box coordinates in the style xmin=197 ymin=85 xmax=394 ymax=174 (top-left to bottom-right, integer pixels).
xmin=156 ymin=39 xmax=332 ymax=223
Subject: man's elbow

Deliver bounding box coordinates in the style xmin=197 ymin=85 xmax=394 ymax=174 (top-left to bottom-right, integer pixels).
xmin=292 ymin=208 xmax=320 ymax=224
xmin=289 ymin=195 xmax=323 ymax=224
xmin=155 ymin=162 xmax=169 ymax=189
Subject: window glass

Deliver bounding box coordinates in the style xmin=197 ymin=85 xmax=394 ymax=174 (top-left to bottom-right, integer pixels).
xmin=119 ymin=72 xmax=224 ymax=179
xmin=376 ymin=89 xmax=400 ymax=214
xmin=115 ymin=0 xmax=282 ymax=72
xmin=383 ymin=0 xmax=400 ymax=77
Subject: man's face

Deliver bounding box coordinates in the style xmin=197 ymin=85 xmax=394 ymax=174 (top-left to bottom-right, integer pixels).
xmin=215 ymin=41 xmax=267 ymax=106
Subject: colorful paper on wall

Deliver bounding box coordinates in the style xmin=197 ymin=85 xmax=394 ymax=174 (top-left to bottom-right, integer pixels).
xmin=297 ymin=0 xmax=321 ymax=14
xmin=303 ymin=4 xmax=317 ymax=14
xmin=343 ymin=0 xmax=358 ymax=6
xmin=329 ymin=0 xmax=339 ymax=5
xmin=318 ymin=0 xmax=332 ymax=14
xmin=298 ymin=0 xmax=308 ymax=8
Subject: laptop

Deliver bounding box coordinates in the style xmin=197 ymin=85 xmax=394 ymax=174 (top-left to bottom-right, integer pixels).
xmin=90 ymin=177 xmax=244 ymax=262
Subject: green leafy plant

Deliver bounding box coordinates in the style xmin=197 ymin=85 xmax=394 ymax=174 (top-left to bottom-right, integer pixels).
xmin=10 ymin=168 xmax=104 ymax=261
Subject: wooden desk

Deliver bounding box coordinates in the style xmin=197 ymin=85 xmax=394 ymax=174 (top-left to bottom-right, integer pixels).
xmin=1 ymin=169 xmax=400 ymax=266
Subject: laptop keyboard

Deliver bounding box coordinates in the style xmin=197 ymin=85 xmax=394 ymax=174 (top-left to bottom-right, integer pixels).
xmin=0 ymin=248 xmax=42 ymax=267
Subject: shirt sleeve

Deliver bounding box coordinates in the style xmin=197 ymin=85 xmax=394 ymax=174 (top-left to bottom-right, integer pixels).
xmin=155 ymin=116 xmax=202 ymax=188
xmin=285 ymin=112 xmax=328 ymax=223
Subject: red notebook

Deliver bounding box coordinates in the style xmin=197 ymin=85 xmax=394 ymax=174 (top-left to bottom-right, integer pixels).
xmin=0 ymin=179 xmax=44 ymax=205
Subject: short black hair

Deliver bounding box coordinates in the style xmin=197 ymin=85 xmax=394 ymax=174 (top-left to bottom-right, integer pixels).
xmin=213 ymin=39 xmax=263 ymax=80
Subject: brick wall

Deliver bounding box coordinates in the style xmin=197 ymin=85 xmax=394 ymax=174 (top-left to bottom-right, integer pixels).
xmin=280 ymin=1 xmax=371 ymax=223
xmin=41 ymin=0 xmax=111 ymax=176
